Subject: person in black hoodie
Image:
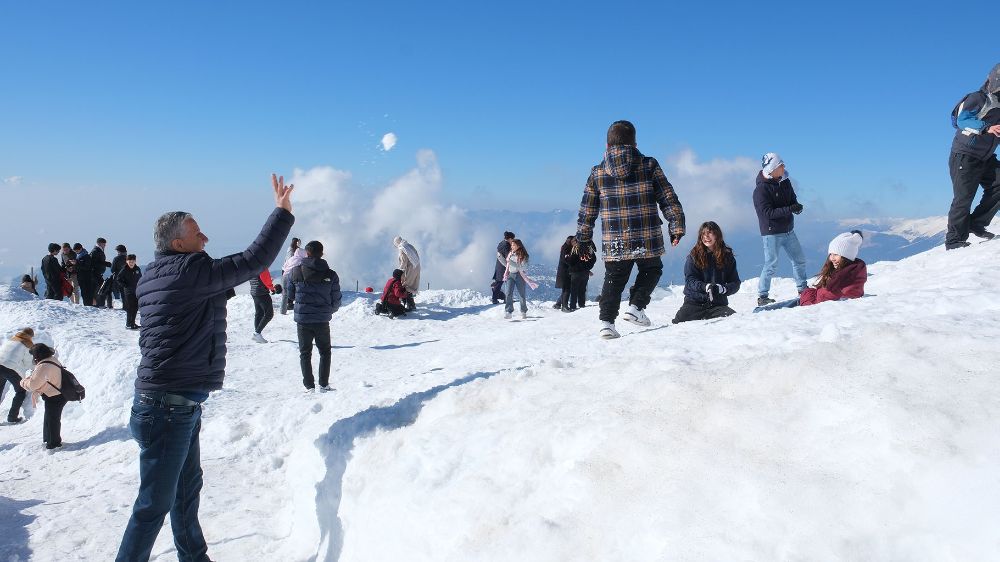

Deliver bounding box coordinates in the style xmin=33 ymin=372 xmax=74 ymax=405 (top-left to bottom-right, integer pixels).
xmin=116 ymin=254 xmax=142 ymax=329
xmin=554 ymin=235 xmax=574 ymax=309
xmin=565 ymin=238 xmax=596 ymax=311
xmin=287 ymin=240 xmax=343 ymax=392
xmin=672 ymin=221 xmax=741 ymax=324
xmin=92 ymin=238 xmax=113 ymax=308
xmin=110 ymin=244 xmax=128 ymax=307
xmin=41 ymin=243 xmax=63 ymax=300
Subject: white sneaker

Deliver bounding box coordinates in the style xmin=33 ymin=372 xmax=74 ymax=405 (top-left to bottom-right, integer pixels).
xmin=303 ymin=387 xmax=316 ymax=394
xmin=622 ymin=304 xmax=651 ymax=327
xmin=252 ymin=332 xmax=268 ymax=343
xmin=599 ymin=321 xmax=620 ymax=339
xmin=521 ymin=312 xmax=527 ymax=319
xmin=504 ymin=312 xmax=512 ymax=319
xmin=319 ymin=385 xmax=333 ymax=392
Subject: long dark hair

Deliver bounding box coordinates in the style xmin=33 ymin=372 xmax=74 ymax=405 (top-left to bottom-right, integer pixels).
xmin=289 ymin=238 xmax=301 ymax=252
xmin=560 ymin=235 xmax=574 ymax=255
xmin=690 ymin=221 xmax=733 ymax=269
xmin=510 ymin=239 xmax=529 ymax=262
xmin=814 ymin=256 xmax=855 ymax=289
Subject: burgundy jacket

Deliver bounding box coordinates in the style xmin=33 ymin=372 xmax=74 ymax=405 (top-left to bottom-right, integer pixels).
xmin=381 ymin=278 xmax=409 ymax=306
xmin=800 ymin=259 xmax=867 ymax=306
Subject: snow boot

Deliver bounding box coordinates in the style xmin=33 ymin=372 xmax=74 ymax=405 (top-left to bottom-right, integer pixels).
xmin=599 ymin=321 xmax=620 ymax=339
xmin=971 ymin=228 xmax=996 ymax=240
xmin=757 ymin=296 xmax=775 ymax=306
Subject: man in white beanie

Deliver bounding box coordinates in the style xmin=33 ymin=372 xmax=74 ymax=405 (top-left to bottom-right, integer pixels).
xmin=752 ymin=152 xmax=807 ymax=306
xmin=393 ymin=236 xmax=420 ymax=310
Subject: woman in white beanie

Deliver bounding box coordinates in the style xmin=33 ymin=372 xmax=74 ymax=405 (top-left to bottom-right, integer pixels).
xmin=799 ymin=230 xmax=867 ymax=306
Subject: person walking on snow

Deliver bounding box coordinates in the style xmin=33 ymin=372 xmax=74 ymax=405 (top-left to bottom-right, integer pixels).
xmin=945 ymin=63 xmax=1000 ymax=249
xmin=280 ymin=238 xmax=305 ymax=314
xmin=115 ymin=174 xmax=295 ymax=562
xmin=565 ymin=238 xmax=596 ymax=311
xmin=503 ymin=238 xmax=538 ymax=319
xmin=375 ymin=269 xmax=410 ymax=318
xmin=393 ymin=236 xmax=420 ymax=310
xmin=20 ymin=343 xmax=67 ymax=450
xmin=0 ymin=328 xmax=34 ymax=424
xmin=249 ymin=269 xmax=276 ymax=342
xmin=753 ymin=152 xmax=807 ymax=306
xmin=287 ymin=240 xmax=343 ymax=393
xmin=576 ymin=120 xmax=686 ymax=339
xmin=491 ymin=231 xmax=514 ymax=304
xmin=672 ymin=221 xmax=741 ymax=324
xmin=116 ymin=254 xmax=142 ymax=330
xmin=554 ymin=235 xmax=574 ymax=310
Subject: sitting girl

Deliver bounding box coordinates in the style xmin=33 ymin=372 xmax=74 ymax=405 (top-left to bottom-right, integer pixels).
xmin=672 ymin=221 xmax=741 ymax=323
xmin=800 ymin=231 xmax=866 ymax=306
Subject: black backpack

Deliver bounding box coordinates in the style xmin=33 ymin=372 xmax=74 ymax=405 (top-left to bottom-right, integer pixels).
xmin=39 ymin=360 xmax=86 ymax=401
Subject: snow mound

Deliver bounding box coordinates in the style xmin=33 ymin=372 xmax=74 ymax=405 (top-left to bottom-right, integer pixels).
xmin=0 ymin=283 xmax=42 ymax=303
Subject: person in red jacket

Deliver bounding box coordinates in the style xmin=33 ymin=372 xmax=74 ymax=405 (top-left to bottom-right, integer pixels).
xmin=800 ymin=231 xmax=867 ymax=306
xmin=375 ymin=269 xmax=409 ymax=318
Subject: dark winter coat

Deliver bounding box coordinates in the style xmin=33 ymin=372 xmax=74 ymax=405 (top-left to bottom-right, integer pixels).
xmin=111 ymin=253 xmax=128 ymax=278
xmin=41 ymin=254 xmax=62 ymax=288
xmin=752 ymin=172 xmax=800 ymax=236
xmin=248 ymin=270 xmax=275 ymax=297
xmin=381 ymin=277 xmax=409 ymax=306
xmin=75 ymin=248 xmax=93 ymax=275
xmin=116 ymin=265 xmax=142 ymax=296
xmin=682 ymin=251 xmax=741 ymax=306
xmin=91 ymin=246 xmax=111 ymax=278
xmin=493 ymin=240 xmax=511 ymax=282
xmin=577 ymin=145 xmax=686 ymax=262
xmin=134 ymin=208 xmax=293 ymax=395
xmin=799 ymin=259 xmax=867 ymax=306
xmin=951 ymin=89 xmax=1000 ymax=161
xmin=288 ymin=257 xmax=343 ymax=324
xmin=555 ymin=242 xmax=572 ymax=289
xmin=566 ymin=245 xmax=597 ymax=274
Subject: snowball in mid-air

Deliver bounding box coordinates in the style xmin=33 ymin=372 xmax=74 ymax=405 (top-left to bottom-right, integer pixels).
xmin=381 ymin=133 xmax=397 ymax=152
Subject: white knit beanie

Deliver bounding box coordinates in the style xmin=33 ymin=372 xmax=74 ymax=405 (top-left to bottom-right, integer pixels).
xmin=761 ymin=152 xmax=784 ymax=178
xmin=828 ymin=231 xmax=863 ymax=261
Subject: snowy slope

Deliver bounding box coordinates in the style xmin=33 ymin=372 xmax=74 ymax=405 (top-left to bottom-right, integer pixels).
xmin=1 ymin=241 xmax=999 ymax=561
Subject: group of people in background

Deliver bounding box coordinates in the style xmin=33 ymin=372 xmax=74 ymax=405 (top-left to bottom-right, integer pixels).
xmin=33 ymin=239 xmax=143 ymax=330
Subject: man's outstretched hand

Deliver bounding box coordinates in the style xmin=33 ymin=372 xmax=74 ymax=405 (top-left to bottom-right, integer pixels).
xmin=272 ymin=173 xmax=294 ymax=212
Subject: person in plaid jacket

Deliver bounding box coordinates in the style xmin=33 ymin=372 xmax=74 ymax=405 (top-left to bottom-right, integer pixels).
xmin=576 ymin=120 xmax=685 ymax=339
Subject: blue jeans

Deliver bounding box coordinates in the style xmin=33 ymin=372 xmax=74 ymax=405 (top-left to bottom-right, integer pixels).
xmin=505 ymin=275 xmax=527 ymax=313
xmin=758 ymin=232 xmax=807 ymax=296
xmin=117 ymin=392 xmax=210 ymax=562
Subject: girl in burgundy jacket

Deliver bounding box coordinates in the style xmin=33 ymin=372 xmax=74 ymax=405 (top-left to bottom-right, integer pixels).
xmin=376 ymin=269 xmax=410 ymax=318
xmin=800 ymin=231 xmax=867 ymax=306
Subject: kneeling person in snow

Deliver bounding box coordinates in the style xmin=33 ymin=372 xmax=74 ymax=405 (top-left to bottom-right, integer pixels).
xmin=672 ymin=221 xmax=741 ymax=323
xmin=116 ymin=174 xmax=295 ymax=562
xmin=375 ymin=269 xmax=409 ymax=318
xmin=287 ymin=240 xmax=343 ymax=392
xmin=393 ymin=236 xmax=420 ymax=310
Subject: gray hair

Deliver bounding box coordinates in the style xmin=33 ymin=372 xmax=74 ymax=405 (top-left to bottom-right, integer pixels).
xmin=153 ymin=211 xmax=193 ymax=253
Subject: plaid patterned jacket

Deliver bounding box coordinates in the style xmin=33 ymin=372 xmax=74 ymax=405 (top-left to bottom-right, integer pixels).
xmin=576 ymin=145 xmax=686 ymax=262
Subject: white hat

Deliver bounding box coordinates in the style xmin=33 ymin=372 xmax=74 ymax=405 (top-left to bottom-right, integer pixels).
xmin=828 ymin=231 xmax=863 ymax=261
xmin=761 ymin=152 xmax=784 ymax=178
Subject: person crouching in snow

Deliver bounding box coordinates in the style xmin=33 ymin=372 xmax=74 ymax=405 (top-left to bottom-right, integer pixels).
xmin=672 ymin=221 xmax=741 ymax=323
xmin=0 ymin=328 xmax=35 ymax=424
xmin=503 ymin=238 xmax=538 ymax=319
xmin=799 ymin=231 xmax=866 ymax=306
xmin=375 ymin=269 xmax=410 ymax=318
xmin=249 ymin=269 xmax=276 ymax=342
xmin=20 ymin=343 xmax=67 ymax=449
xmin=393 ymin=236 xmax=420 ymax=310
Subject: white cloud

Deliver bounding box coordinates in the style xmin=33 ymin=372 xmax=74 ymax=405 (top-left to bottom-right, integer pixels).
xmin=664 ymin=149 xmax=762 ymax=235
xmin=380 ymin=133 xmax=398 ymax=152
xmin=2 ymin=176 xmax=23 ymax=186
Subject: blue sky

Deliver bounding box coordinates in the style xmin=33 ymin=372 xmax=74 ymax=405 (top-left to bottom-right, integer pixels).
xmin=0 ymin=1 xmax=996 ymax=280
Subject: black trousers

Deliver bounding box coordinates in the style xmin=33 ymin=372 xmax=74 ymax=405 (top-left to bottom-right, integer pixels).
xmin=1 ymin=365 xmax=26 ymax=422
xmin=672 ymin=302 xmax=736 ymax=324
xmin=252 ymin=294 xmax=274 ymax=334
xmin=375 ymin=301 xmax=407 ymax=317
xmin=124 ymin=293 xmax=139 ymax=327
xmin=598 ymin=257 xmax=663 ymax=322
xmin=947 ymin=152 xmax=1000 ymax=246
xmin=568 ymin=271 xmax=589 ymax=309
xmin=79 ymin=274 xmax=96 ymax=306
xmin=297 ymin=322 xmax=331 ymax=388
xmin=490 ymin=281 xmax=506 ymax=303
xmin=42 ymin=393 xmax=67 ymax=448
xmin=44 ymin=279 xmax=61 ymax=300
xmin=100 ymin=278 xmax=113 ymax=307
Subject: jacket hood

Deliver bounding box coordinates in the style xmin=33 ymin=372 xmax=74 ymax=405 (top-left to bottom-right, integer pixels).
xmin=300 ymin=257 xmax=332 ymax=282
xmin=602 ymin=145 xmax=640 ymax=179
xmin=987 ymin=63 xmax=1000 ymax=94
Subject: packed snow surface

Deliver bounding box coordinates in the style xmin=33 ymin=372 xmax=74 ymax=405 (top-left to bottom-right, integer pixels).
xmin=2 ymin=241 xmax=999 ymax=561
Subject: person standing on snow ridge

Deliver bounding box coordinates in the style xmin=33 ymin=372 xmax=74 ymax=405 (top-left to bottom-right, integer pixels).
xmin=115 ymin=174 xmax=294 ymax=562
xmin=945 ymin=63 xmax=1000 ymax=249
xmin=249 ymin=269 xmax=276 ymax=343
xmin=60 ymin=243 xmax=80 ymax=304
xmin=280 ymin=237 xmax=305 ymax=315
xmin=576 ymin=120 xmax=686 ymax=339
xmin=110 ymin=244 xmax=128 ymax=308
xmin=116 ymin=254 xmax=142 ymax=330
xmin=491 ymin=231 xmax=514 ymax=304
xmin=41 ymin=244 xmax=63 ymax=300
xmin=554 ymin=235 xmax=574 ymax=310
xmin=753 ymin=152 xmax=807 ymax=306
xmin=503 ymin=238 xmax=538 ymax=319
xmin=393 ymin=236 xmax=420 ymax=310
xmin=287 ymin=240 xmax=342 ymax=393
xmin=565 ymin=238 xmax=597 ymax=312
xmin=92 ymin=237 xmax=113 ymax=308
xmin=72 ymin=243 xmax=96 ymax=306
xmin=0 ymin=328 xmax=34 ymax=424
xmin=672 ymin=221 xmax=741 ymax=324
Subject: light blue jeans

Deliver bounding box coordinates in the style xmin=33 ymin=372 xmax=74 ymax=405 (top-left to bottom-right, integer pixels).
xmin=505 ymin=275 xmax=527 ymax=313
xmin=758 ymin=232 xmax=807 ymax=296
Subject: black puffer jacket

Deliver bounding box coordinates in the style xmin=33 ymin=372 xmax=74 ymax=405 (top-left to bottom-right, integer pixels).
xmin=116 ymin=265 xmax=142 ymax=296
xmin=288 ymin=257 xmax=343 ymax=324
xmin=752 ymin=172 xmax=799 ymax=236
xmin=134 ymin=208 xmax=293 ymax=394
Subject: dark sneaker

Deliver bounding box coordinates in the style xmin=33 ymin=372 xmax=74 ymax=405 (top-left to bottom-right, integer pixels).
xmin=971 ymin=229 xmax=995 ymax=240
xmin=757 ymin=296 xmax=775 ymax=306
xmin=945 ymin=242 xmax=971 ymax=250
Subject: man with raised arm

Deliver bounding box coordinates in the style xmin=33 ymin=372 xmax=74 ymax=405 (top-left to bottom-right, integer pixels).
xmin=116 ymin=175 xmax=295 ymax=562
